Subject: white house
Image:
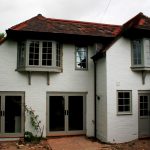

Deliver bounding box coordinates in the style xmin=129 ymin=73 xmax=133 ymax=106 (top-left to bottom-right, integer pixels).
xmin=0 ymin=12 xmax=149 ymax=143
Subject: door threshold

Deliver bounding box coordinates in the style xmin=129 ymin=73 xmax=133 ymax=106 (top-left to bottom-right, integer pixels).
xmin=47 ymin=134 xmax=86 ymax=138
xmin=139 ymin=137 xmax=150 ymax=140
xmin=0 ymin=138 xmax=20 ymax=142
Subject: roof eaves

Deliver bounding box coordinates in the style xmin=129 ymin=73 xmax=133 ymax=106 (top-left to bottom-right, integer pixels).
xmin=0 ymin=37 xmax=7 ymax=45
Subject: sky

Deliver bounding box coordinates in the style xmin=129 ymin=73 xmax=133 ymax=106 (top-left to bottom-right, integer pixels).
xmin=1 ymin=0 xmax=150 ymax=33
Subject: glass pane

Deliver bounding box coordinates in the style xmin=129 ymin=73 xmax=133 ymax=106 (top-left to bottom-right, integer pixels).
xmin=68 ymin=96 xmax=83 ymax=131
xmin=18 ymin=42 xmax=25 ymax=67
xmin=118 ymin=106 xmax=124 ymax=112
xmin=56 ymin=43 xmax=61 ymax=67
xmin=29 ymin=41 xmax=39 ymax=66
xmin=5 ymin=96 xmax=22 ymax=133
xmin=118 ymin=99 xmax=124 ymax=105
xmin=49 ymin=96 xmax=65 ymax=131
xmin=42 ymin=42 xmax=52 ymax=66
xmin=118 ymin=92 xmax=123 ymax=98
xmin=76 ymin=47 xmax=87 ymax=69
xmin=132 ymin=40 xmax=142 ymax=65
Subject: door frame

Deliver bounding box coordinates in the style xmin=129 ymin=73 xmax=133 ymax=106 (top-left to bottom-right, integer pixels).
xmin=46 ymin=92 xmax=87 ymax=136
xmin=0 ymin=91 xmax=25 ymax=137
xmin=138 ymin=90 xmax=150 ymax=138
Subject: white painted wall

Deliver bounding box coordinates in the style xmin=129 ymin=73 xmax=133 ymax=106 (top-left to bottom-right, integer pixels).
xmin=0 ymin=40 xmax=95 ymax=137
xmin=106 ymin=37 xmax=150 ymax=143
xmin=96 ymin=57 xmax=107 ymax=142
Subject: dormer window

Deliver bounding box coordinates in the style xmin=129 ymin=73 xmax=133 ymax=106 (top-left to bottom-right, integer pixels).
xmin=17 ymin=40 xmax=62 ymax=72
xmin=131 ymin=39 xmax=150 ymax=70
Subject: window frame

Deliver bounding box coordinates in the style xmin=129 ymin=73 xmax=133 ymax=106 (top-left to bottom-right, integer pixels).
xmin=75 ymin=46 xmax=88 ymax=70
xmin=17 ymin=40 xmax=62 ymax=72
xmin=117 ymin=90 xmax=132 ymax=115
xmin=131 ymin=39 xmax=144 ymax=67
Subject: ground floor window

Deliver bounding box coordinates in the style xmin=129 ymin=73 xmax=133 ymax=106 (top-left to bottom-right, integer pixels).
xmin=117 ymin=90 xmax=132 ymax=115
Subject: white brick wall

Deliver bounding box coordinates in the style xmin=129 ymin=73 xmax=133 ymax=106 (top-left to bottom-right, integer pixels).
xmin=96 ymin=57 xmax=107 ymax=142
xmin=0 ymin=40 xmax=95 ymax=137
xmin=106 ymin=37 xmax=150 ymax=143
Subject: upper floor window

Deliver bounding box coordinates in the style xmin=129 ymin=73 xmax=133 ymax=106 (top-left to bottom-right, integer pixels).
xmin=75 ymin=46 xmax=88 ymax=70
xmin=131 ymin=39 xmax=150 ymax=69
xmin=17 ymin=40 xmax=62 ymax=72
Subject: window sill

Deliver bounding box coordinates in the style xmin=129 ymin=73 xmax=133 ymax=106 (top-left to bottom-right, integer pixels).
xmin=117 ymin=112 xmax=132 ymax=116
xmin=16 ymin=66 xmax=62 ymax=72
xmin=131 ymin=66 xmax=150 ymax=71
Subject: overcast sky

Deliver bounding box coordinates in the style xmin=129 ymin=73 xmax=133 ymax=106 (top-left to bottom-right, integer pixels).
xmin=1 ymin=0 xmax=150 ymax=33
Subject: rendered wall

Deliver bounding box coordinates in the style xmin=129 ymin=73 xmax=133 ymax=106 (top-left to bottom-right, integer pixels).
xmin=0 ymin=40 xmax=95 ymax=137
xmin=106 ymin=37 xmax=150 ymax=143
xmin=96 ymin=57 xmax=107 ymax=142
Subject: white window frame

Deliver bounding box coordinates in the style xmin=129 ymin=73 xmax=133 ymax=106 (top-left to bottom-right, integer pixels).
xmin=75 ymin=46 xmax=88 ymax=70
xmin=117 ymin=90 xmax=132 ymax=115
xmin=17 ymin=40 xmax=62 ymax=72
xmin=131 ymin=39 xmax=144 ymax=67
xmin=131 ymin=38 xmax=150 ymax=70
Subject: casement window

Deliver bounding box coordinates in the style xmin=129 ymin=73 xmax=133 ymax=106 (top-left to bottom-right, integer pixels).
xmin=131 ymin=39 xmax=150 ymax=69
xmin=75 ymin=46 xmax=88 ymax=70
xmin=117 ymin=91 xmax=132 ymax=115
xmin=17 ymin=40 xmax=62 ymax=72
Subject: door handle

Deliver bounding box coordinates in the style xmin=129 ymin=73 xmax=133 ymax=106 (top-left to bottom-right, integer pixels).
xmin=0 ymin=111 xmax=2 ymax=116
xmin=64 ymin=110 xmax=69 ymax=115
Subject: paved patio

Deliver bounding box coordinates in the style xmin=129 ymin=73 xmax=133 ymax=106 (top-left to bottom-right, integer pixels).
xmin=47 ymin=136 xmax=111 ymax=150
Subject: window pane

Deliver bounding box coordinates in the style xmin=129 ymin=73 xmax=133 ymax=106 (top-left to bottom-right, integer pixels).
xmin=42 ymin=41 xmax=52 ymax=66
xmin=125 ymin=99 xmax=130 ymax=105
xmin=118 ymin=99 xmax=124 ymax=105
xmin=118 ymin=92 xmax=123 ymax=98
xmin=132 ymin=40 xmax=142 ymax=65
xmin=56 ymin=43 xmax=61 ymax=67
xmin=29 ymin=41 xmax=39 ymax=66
xmin=18 ymin=41 xmax=25 ymax=67
xmin=118 ymin=106 xmax=124 ymax=112
xmin=124 ymin=106 xmax=129 ymax=111
xmin=76 ymin=47 xmax=88 ymax=69
xmin=124 ymin=92 xmax=130 ymax=98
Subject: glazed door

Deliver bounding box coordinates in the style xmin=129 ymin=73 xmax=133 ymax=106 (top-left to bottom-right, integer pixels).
xmin=139 ymin=94 xmax=150 ymax=138
xmin=68 ymin=96 xmax=84 ymax=131
xmin=0 ymin=93 xmax=24 ymax=137
xmin=47 ymin=93 xmax=86 ymax=136
xmin=49 ymin=96 xmax=65 ymax=132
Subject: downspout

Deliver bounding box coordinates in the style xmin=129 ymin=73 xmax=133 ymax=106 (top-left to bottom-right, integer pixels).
xmin=93 ymin=60 xmax=97 ymax=139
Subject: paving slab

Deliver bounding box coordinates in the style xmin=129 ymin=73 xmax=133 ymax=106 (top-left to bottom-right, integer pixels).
xmin=47 ymin=136 xmax=111 ymax=150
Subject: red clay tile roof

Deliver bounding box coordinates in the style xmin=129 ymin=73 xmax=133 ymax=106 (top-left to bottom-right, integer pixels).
xmin=92 ymin=13 xmax=150 ymax=60
xmin=135 ymin=13 xmax=150 ymax=30
xmin=9 ymin=14 xmax=121 ymax=37
xmin=122 ymin=12 xmax=150 ymax=30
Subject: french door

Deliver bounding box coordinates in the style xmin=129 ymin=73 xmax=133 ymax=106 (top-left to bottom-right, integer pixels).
xmin=0 ymin=92 xmax=24 ymax=137
xmin=47 ymin=92 xmax=86 ymax=136
xmin=139 ymin=93 xmax=150 ymax=138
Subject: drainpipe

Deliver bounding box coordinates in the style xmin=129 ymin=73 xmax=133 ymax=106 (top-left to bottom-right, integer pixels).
xmin=94 ymin=60 xmax=97 ymax=139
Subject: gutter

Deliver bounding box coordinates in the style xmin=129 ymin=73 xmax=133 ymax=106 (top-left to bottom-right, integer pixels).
xmin=93 ymin=60 xmax=97 ymax=138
